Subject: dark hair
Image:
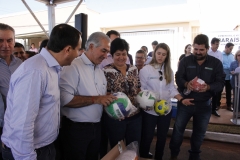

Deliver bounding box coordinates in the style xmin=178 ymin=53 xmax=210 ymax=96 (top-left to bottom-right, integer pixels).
xmin=211 ymin=37 xmax=220 ymax=44
xmin=193 ymin=34 xmax=209 ymax=49
xmin=110 ymin=38 xmax=129 ymax=56
xmin=152 ymin=41 xmax=158 ymax=45
xmin=106 ymin=30 xmax=120 ymax=38
xmin=25 ymin=51 xmax=36 ymax=58
xmin=14 ymin=42 xmax=25 ymax=50
xmin=47 ymin=23 xmax=81 ymax=53
xmin=136 ymin=49 xmax=147 ymax=58
xmin=225 ymin=42 xmax=234 ymax=48
xmin=141 ymin=46 xmax=148 ymax=53
xmin=184 ymin=44 xmax=191 ymax=54
xmin=39 ymin=39 xmax=49 ymax=53
xmin=0 ymin=23 xmax=15 ymax=34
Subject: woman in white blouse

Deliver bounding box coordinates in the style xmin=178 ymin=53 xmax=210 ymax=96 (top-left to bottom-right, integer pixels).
xmin=139 ymin=43 xmax=192 ymax=160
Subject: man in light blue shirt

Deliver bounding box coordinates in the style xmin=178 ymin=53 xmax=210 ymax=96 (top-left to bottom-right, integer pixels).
xmin=1 ymin=23 xmax=82 ymax=160
xmin=60 ymin=32 xmax=117 ymax=160
xmin=0 ymin=23 xmax=22 ymax=160
xmin=222 ymin=42 xmax=235 ymax=111
xmin=0 ymin=94 xmax=4 ymax=129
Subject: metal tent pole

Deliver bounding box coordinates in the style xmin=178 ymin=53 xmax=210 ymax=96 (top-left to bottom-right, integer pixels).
xmin=65 ymin=0 xmax=83 ymax=23
xmin=21 ymin=0 xmax=49 ymax=38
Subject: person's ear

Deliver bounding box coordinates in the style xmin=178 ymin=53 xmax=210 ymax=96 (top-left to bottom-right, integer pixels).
xmin=88 ymin=43 xmax=94 ymax=51
xmin=63 ymin=45 xmax=71 ymax=57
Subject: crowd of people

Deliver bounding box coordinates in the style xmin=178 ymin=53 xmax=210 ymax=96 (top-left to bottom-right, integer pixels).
xmin=0 ymin=22 xmax=239 ymax=160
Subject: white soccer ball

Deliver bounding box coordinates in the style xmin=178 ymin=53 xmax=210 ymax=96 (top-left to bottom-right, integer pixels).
xmin=136 ymin=90 xmax=157 ymax=110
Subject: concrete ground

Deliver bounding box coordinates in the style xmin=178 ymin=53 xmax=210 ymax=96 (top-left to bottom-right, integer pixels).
xmin=149 ymin=136 xmax=240 ymax=160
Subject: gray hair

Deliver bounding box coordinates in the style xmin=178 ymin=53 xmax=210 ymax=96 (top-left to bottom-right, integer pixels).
xmin=0 ymin=23 xmax=15 ymax=34
xmin=85 ymin=32 xmax=110 ymax=51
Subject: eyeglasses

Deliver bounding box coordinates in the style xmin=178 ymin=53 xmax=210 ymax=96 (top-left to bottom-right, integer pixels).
xmin=159 ymin=71 xmax=163 ymax=81
xmin=135 ymin=56 xmax=145 ymax=59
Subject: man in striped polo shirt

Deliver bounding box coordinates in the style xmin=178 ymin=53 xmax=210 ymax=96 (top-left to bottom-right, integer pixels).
xmin=0 ymin=23 xmax=22 ymax=109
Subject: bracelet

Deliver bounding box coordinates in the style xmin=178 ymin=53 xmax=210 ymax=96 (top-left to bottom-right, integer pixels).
xmin=179 ymin=98 xmax=185 ymax=104
xmin=91 ymin=96 xmax=94 ymax=104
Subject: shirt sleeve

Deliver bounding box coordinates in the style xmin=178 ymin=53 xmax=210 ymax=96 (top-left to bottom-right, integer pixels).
xmin=175 ymin=58 xmax=188 ymax=92
xmin=0 ymin=94 xmax=4 ymax=127
xmin=135 ymin=68 xmax=141 ymax=89
xmin=59 ymin=64 xmax=79 ymax=107
xmin=8 ymin=71 xmax=43 ymax=160
xmin=230 ymin=61 xmax=235 ymax=72
xmin=169 ymin=71 xmax=180 ymax=98
xmin=139 ymin=67 xmax=148 ymax=90
xmin=103 ymin=70 xmax=112 ymax=93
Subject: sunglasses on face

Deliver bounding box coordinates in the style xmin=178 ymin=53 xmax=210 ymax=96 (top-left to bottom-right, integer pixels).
xmin=159 ymin=71 xmax=163 ymax=81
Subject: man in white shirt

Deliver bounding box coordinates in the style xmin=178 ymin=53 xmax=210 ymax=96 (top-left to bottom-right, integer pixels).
xmin=207 ymin=37 xmax=223 ymax=117
xmin=59 ymin=32 xmax=117 ymax=160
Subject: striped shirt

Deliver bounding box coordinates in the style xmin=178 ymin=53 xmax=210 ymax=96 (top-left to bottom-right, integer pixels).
xmin=2 ymin=48 xmax=61 ymax=160
xmin=0 ymin=55 xmax=22 ymax=103
xmin=0 ymin=94 xmax=4 ymax=127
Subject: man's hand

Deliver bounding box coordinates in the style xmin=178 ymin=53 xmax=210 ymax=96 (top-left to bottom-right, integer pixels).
xmin=198 ymin=84 xmax=210 ymax=92
xmin=182 ymin=98 xmax=194 ymax=106
xmin=95 ymin=94 xmax=117 ymax=107
xmin=187 ymin=81 xmax=194 ymax=91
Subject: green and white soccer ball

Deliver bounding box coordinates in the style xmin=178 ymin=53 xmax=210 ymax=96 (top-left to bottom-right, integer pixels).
xmin=136 ymin=90 xmax=156 ymax=110
xmin=105 ymin=92 xmax=133 ymax=119
xmin=154 ymin=99 xmax=172 ymax=116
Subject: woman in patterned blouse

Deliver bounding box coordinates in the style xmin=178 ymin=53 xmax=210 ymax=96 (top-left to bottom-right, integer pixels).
xmin=103 ymin=38 xmax=142 ymax=149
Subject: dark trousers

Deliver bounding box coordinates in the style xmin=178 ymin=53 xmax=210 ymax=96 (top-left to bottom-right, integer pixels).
xmin=2 ymin=142 xmax=55 ymax=160
xmin=0 ymin=127 xmax=2 ymax=160
xmin=225 ymin=80 xmax=232 ymax=106
xmin=139 ymin=110 xmax=172 ymax=160
xmin=99 ymin=112 xmax=109 ymax=158
xmin=54 ymin=128 xmax=64 ymax=160
xmin=169 ymin=100 xmax=211 ymax=160
xmin=61 ymin=117 xmax=101 ymax=160
xmin=104 ymin=112 xmax=142 ymax=148
xmin=211 ymin=91 xmax=222 ymax=111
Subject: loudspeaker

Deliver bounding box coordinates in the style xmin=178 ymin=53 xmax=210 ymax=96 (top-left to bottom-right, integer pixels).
xmin=75 ymin=13 xmax=88 ymax=49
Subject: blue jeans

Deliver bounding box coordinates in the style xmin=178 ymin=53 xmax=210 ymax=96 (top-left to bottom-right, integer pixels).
xmin=169 ymin=100 xmax=211 ymax=160
xmin=104 ymin=112 xmax=142 ymax=148
xmin=139 ymin=110 xmax=172 ymax=160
